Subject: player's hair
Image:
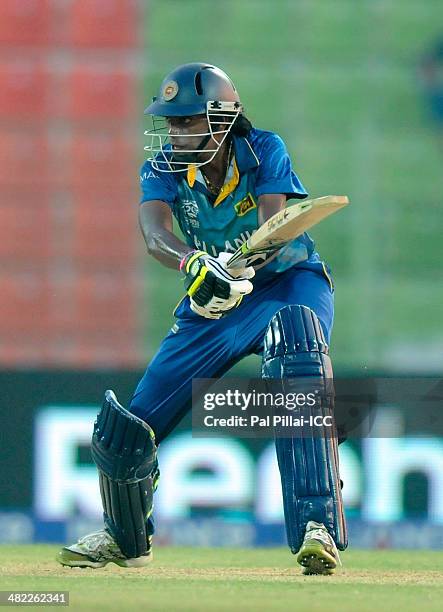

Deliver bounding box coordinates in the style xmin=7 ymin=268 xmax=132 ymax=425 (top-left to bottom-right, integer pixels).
xmin=230 ymin=113 xmax=253 ymax=136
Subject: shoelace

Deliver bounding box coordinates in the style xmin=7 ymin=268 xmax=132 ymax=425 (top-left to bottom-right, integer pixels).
xmin=77 ymin=530 xmax=121 ymax=555
xmin=305 ymin=528 xmax=332 ymax=545
xmin=305 ymin=527 xmax=342 ymax=566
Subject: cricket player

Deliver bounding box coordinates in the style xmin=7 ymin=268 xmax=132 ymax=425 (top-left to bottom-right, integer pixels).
xmin=57 ymin=63 xmax=347 ymax=575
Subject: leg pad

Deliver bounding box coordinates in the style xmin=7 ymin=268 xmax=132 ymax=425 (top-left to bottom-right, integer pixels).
xmin=262 ymin=305 xmax=347 ymax=552
xmin=91 ymin=390 xmax=157 ymax=558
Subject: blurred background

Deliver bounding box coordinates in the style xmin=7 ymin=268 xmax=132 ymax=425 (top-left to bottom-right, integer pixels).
xmin=1 ymin=0 xmax=443 ymax=548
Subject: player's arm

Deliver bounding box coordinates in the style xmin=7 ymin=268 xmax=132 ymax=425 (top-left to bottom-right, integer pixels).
xmin=139 ymin=200 xmax=193 ymax=269
xmin=257 ymin=194 xmax=287 ymax=225
xmin=139 ymin=199 xmax=253 ymax=320
xmin=255 ymin=132 xmax=307 ymax=226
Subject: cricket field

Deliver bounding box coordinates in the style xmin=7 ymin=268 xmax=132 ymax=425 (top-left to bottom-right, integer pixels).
xmin=0 ymin=546 xmax=442 ymax=611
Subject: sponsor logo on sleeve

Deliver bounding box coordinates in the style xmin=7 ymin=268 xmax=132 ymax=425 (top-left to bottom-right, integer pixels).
xmin=140 ymin=170 xmax=158 ymax=182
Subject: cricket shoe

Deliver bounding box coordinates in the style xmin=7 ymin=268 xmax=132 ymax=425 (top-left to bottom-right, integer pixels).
xmin=296 ymin=521 xmax=341 ymax=575
xmin=57 ymin=529 xmax=153 ymax=569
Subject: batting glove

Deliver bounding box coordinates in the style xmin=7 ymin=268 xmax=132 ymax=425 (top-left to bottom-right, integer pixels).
xmin=180 ymin=250 xmax=254 ymax=319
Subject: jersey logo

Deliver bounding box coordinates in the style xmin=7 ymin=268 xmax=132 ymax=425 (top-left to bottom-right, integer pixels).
xmin=182 ymin=200 xmax=200 ymax=228
xmin=234 ymin=193 xmax=257 ymax=217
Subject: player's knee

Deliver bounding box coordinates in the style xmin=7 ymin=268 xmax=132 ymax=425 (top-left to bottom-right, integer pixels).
xmin=262 ymin=304 xmax=331 ymax=379
xmin=92 ymin=390 xmax=157 ymax=482
xmin=264 ymin=304 xmax=328 ymax=357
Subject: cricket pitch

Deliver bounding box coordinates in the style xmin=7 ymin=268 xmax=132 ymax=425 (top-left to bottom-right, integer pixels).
xmin=1 ymin=546 xmax=442 ymax=611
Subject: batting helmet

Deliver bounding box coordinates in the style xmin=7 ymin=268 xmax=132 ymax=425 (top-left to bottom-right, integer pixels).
xmin=144 ymin=62 xmax=242 ymax=117
xmin=144 ymin=63 xmax=243 ymax=172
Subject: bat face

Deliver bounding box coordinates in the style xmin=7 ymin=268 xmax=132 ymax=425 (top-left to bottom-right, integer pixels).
xmin=266 ymin=207 xmax=291 ymax=231
xmin=227 ymin=195 xmax=349 ymax=269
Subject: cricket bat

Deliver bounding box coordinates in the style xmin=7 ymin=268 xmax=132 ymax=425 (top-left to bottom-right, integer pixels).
xmin=226 ymin=195 xmax=350 ymax=269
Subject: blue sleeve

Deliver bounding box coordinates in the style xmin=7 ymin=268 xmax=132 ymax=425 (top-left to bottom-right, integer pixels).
xmin=139 ymin=161 xmax=178 ymax=206
xmin=254 ymin=133 xmax=307 ymax=200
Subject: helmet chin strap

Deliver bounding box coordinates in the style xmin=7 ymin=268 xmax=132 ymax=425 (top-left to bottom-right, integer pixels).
xmin=196 ymin=133 xmax=213 ymax=151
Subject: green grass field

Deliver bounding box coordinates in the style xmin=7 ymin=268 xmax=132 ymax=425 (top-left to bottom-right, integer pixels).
xmin=1 ymin=546 xmax=442 ymax=611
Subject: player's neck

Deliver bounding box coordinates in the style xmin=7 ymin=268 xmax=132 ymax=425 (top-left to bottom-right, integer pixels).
xmin=202 ymin=141 xmax=232 ymax=190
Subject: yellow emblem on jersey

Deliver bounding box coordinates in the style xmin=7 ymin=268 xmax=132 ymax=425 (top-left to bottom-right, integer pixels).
xmin=234 ymin=194 xmax=257 ymax=217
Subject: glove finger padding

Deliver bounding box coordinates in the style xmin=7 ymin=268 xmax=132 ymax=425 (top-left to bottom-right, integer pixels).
xmin=181 ymin=250 xmax=253 ymax=320
xmin=190 ymin=270 xmax=231 ymax=307
xmin=190 ymin=294 xmax=243 ymax=319
xmin=190 ymin=300 xmax=223 ymax=319
xmin=204 ymin=258 xmax=253 ymax=296
xmin=214 ymin=252 xmax=256 ymax=280
xmin=227 ymin=278 xmax=253 ymax=296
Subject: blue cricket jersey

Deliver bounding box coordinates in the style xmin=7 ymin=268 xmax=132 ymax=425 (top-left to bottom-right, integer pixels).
xmin=139 ymin=128 xmax=321 ymax=279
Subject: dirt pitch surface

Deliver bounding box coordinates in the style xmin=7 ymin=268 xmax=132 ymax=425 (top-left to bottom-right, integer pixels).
xmin=1 ymin=546 xmax=442 ymax=611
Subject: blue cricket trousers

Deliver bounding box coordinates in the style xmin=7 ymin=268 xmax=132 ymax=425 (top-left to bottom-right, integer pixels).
xmin=130 ymin=261 xmax=334 ymax=442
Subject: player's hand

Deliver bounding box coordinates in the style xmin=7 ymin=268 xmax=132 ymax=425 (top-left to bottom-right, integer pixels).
xmin=180 ymin=250 xmax=254 ymax=319
xmin=188 ymin=296 xmax=241 ymax=319
xmin=212 ymin=251 xmax=256 ymax=280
